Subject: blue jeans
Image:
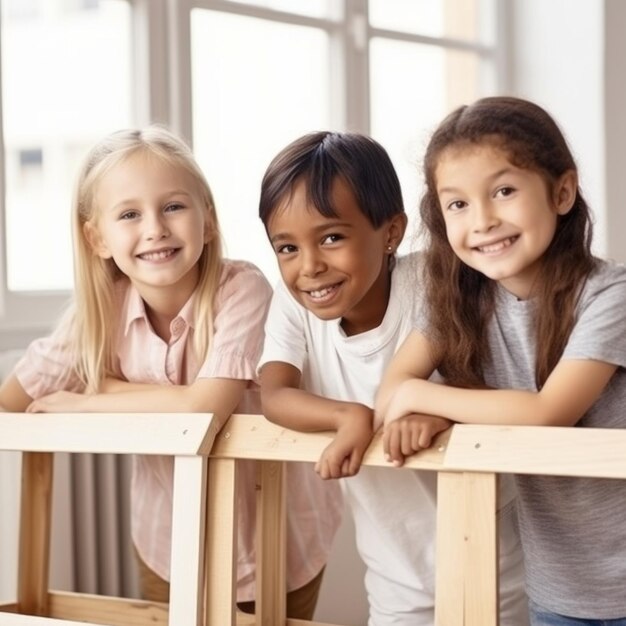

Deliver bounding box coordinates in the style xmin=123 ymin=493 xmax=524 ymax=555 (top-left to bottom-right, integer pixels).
xmin=529 ymin=599 xmax=626 ymax=625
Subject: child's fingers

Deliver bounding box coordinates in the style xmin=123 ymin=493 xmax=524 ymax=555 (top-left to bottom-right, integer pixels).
xmin=385 ymin=427 xmax=405 ymax=466
xmin=342 ymin=456 xmax=353 ymax=477
xmin=418 ymin=428 xmax=434 ymax=449
xmin=401 ymin=424 xmax=418 ymax=456
xmin=382 ymin=428 xmax=391 ymax=458
xmin=346 ymin=448 xmax=364 ymax=476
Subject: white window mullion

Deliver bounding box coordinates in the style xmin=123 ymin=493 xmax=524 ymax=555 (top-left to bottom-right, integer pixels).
xmin=132 ymin=0 xmax=171 ymax=127
xmin=343 ymin=0 xmax=369 ymax=133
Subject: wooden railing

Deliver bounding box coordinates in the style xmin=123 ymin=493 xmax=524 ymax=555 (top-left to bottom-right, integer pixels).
xmin=1 ymin=412 xmax=625 ymax=625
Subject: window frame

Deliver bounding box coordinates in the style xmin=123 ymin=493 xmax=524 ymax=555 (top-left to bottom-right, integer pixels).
xmin=0 ymin=0 xmax=509 ymax=344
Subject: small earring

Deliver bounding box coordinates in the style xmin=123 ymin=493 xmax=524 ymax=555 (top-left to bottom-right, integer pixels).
xmin=387 ymin=245 xmax=393 ymax=252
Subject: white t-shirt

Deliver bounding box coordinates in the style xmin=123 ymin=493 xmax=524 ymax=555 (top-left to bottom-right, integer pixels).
xmin=260 ymin=253 xmax=440 ymax=619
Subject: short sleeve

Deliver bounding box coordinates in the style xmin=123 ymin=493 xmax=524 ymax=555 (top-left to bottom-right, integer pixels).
xmin=196 ymin=261 xmax=273 ymax=382
xmin=257 ymin=280 xmax=308 ymax=375
xmin=563 ymin=262 xmax=626 ymax=368
xmin=13 ymin=311 xmax=83 ymax=399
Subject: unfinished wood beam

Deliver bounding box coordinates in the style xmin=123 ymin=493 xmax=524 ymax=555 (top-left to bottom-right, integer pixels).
xmin=17 ymin=452 xmax=53 ymax=617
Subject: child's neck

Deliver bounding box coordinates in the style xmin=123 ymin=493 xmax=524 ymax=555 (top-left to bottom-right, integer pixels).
xmin=146 ymin=308 xmax=176 ymax=342
xmin=141 ymin=290 xmax=188 ymax=343
xmin=339 ymin=268 xmax=393 ymax=337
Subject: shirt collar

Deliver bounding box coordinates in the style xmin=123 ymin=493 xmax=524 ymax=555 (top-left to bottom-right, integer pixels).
xmin=122 ymin=283 xmax=197 ymax=336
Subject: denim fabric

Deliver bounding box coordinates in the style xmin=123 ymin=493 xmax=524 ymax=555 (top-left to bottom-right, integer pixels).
xmin=529 ymin=599 xmax=626 ymax=625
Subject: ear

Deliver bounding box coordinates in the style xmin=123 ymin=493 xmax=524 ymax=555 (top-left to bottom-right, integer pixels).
xmin=554 ymin=170 xmax=578 ymax=216
xmin=384 ymin=213 xmax=408 ymax=254
xmin=83 ymin=222 xmax=112 ymax=259
xmin=203 ymin=210 xmax=216 ymax=244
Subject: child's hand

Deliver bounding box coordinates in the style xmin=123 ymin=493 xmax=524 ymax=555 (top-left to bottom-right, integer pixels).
xmin=315 ymin=404 xmax=373 ymax=480
xmin=383 ymin=414 xmax=451 ymax=467
xmin=26 ymin=391 xmax=85 ymax=413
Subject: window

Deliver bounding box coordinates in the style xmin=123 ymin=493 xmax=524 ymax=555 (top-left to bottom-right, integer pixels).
xmin=0 ymin=0 xmax=132 ymax=340
xmin=0 ymin=0 xmax=502 ymax=338
xmin=185 ymin=0 xmax=500 ymax=283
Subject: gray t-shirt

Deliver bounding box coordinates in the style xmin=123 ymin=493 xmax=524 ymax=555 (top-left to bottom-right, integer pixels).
xmin=482 ymin=260 xmax=626 ymax=617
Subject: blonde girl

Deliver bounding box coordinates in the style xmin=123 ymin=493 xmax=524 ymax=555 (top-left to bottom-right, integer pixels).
xmin=376 ymin=96 xmax=626 ymax=624
xmin=0 ymin=126 xmax=339 ymax=618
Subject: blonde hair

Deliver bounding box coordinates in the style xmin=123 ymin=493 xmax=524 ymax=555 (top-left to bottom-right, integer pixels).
xmin=70 ymin=126 xmax=223 ymax=392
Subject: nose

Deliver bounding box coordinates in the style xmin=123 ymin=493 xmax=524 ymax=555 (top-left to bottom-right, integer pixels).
xmin=145 ymin=211 xmax=170 ymax=241
xmin=472 ymin=201 xmax=500 ymax=233
xmin=300 ymin=247 xmax=326 ymax=278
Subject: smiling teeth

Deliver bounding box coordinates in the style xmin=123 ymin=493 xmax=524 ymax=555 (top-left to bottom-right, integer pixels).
xmin=478 ymin=237 xmax=516 ymax=253
xmin=310 ymin=286 xmax=334 ymax=298
xmin=140 ymin=249 xmax=175 ymax=261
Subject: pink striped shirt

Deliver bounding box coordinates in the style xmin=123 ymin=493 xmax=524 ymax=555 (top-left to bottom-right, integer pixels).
xmin=15 ymin=259 xmax=342 ymax=601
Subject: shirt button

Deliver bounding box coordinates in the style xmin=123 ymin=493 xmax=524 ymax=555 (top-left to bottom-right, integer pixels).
xmin=171 ymin=318 xmax=185 ymax=336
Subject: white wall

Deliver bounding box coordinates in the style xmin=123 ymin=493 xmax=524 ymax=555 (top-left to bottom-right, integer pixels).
xmin=508 ymin=0 xmax=607 ymax=257
xmin=604 ymin=0 xmax=626 ymax=262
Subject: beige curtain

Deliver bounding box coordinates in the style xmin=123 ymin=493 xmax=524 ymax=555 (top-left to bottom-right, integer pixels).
xmin=51 ymin=453 xmax=140 ymax=598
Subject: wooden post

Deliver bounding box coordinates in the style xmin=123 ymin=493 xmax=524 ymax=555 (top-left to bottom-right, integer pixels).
xmin=464 ymin=472 xmax=497 ymax=626
xmin=17 ymin=452 xmax=53 ymax=617
xmin=205 ymin=458 xmax=238 ymax=626
xmin=169 ymin=455 xmax=208 ymax=626
xmin=255 ymin=461 xmax=286 ymax=626
xmin=435 ymin=471 xmax=498 ymax=626
xmin=435 ymin=471 xmax=465 ymax=626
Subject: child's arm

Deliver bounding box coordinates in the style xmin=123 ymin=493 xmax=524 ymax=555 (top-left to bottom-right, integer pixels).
xmin=375 ymin=328 xmax=439 ymax=419
xmin=0 ymin=374 xmax=35 ymax=412
xmin=261 ymin=361 xmax=373 ymax=479
xmin=375 ymin=329 xmax=451 ymax=466
xmin=378 ymin=329 xmax=617 ymax=428
xmin=26 ymin=377 xmax=248 ymax=433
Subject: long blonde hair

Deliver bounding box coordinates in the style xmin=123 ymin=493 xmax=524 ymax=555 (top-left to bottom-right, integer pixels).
xmin=70 ymin=126 xmax=223 ymax=392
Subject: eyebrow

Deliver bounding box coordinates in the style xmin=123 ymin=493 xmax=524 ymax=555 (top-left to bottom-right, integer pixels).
xmin=109 ymin=190 xmax=193 ymax=212
xmin=438 ymin=167 xmax=516 ymax=194
xmin=269 ymin=220 xmax=353 ymax=244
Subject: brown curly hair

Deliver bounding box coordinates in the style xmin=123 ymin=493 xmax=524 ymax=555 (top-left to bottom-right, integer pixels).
xmin=420 ymin=96 xmax=595 ymax=389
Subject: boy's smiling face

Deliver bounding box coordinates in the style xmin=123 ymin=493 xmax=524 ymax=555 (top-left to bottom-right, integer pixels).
xmin=267 ymin=176 xmax=405 ymax=336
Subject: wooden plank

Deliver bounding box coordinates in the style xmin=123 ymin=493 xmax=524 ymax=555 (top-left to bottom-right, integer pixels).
xmin=0 ymin=614 xmax=97 ymax=625
xmin=434 ymin=472 xmax=465 ymax=626
xmin=18 ymin=452 xmax=53 ymax=617
xmin=464 ymin=473 xmax=498 ymax=626
xmin=236 ymin=616 xmax=343 ymax=626
xmin=212 ymin=414 xmax=449 ymax=470
xmin=49 ymin=591 xmax=167 ymax=625
xmin=205 ymin=458 xmax=238 ymax=626
xmin=0 ymin=604 xmax=17 ymax=613
xmin=444 ymin=425 xmax=626 ymax=478
xmin=255 ymin=461 xmax=286 ymax=626
xmin=0 ymin=413 xmax=216 ymax=456
xmin=169 ymin=456 xmax=207 ymax=626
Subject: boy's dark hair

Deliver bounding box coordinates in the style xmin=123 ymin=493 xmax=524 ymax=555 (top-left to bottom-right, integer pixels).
xmin=259 ymin=131 xmax=404 ymax=228
xmin=420 ymin=96 xmax=595 ymax=389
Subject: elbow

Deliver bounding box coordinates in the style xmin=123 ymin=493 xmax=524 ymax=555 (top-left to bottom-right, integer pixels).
xmin=530 ymin=407 xmax=578 ymax=427
xmin=260 ymin=391 xmax=279 ymax=424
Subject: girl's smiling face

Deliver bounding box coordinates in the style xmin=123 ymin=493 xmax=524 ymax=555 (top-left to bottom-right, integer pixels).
xmin=85 ymin=150 xmax=211 ymax=309
xmin=267 ymin=176 xmax=406 ymax=336
xmin=436 ymin=144 xmax=576 ymax=299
